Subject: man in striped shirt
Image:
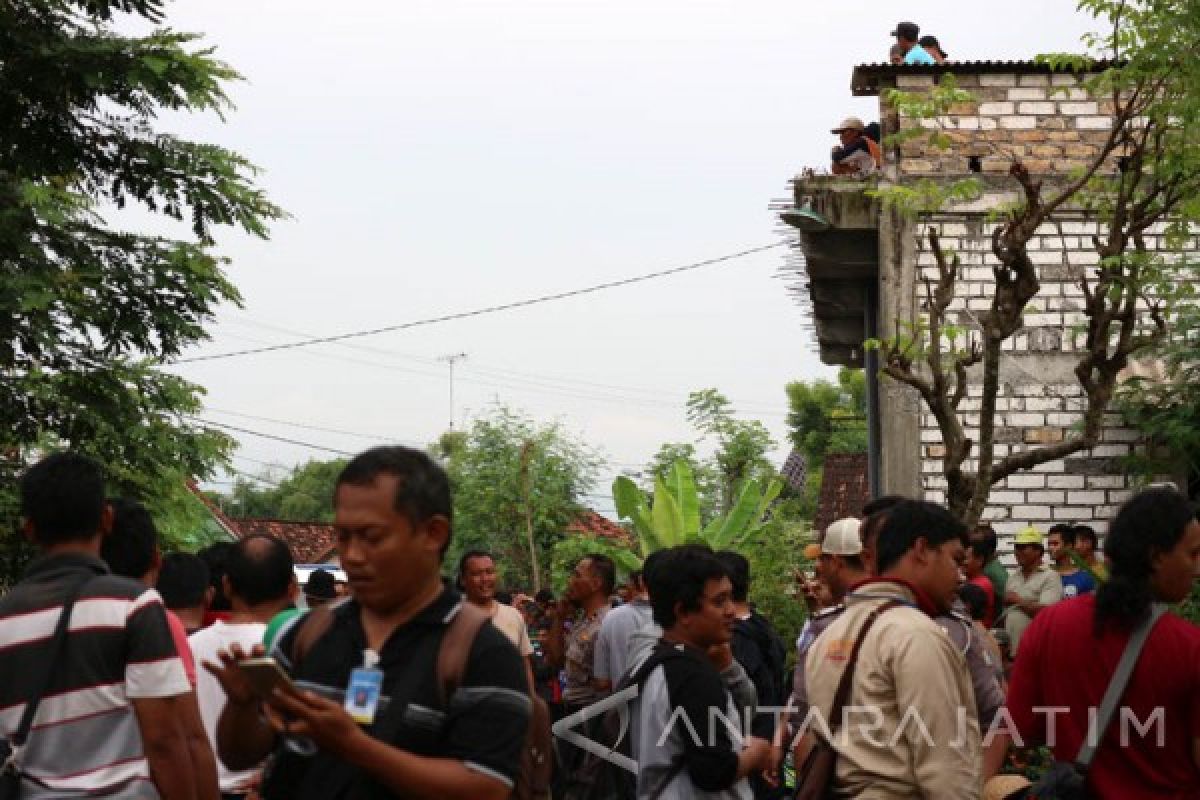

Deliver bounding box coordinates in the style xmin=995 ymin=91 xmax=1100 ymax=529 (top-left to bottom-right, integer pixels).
xmin=0 ymin=452 xmax=199 ymax=799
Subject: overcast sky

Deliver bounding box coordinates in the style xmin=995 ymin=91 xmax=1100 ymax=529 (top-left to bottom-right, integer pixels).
xmin=148 ymin=0 xmax=1098 ymax=512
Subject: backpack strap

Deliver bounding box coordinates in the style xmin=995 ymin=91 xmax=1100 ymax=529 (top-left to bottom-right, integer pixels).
xmin=436 ymin=602 xmax=490 ymax=706
xmin=9 ymin=575 xmax=95 ymax=749
xmin=1074 ymin=604 xmax=1167 ymax=770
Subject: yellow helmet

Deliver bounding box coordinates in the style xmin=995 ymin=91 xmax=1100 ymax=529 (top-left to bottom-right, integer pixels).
xmin=1014 ymin=525 xmax=1044 ymax=546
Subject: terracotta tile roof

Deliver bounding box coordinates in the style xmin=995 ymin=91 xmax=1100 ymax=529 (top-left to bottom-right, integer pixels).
xmin=186 ymin=482 xmax=240 ymax=541
xmin=229 ymin=518 xmax=339 ymax=564
xmin=814 ymin=453 xmax=870 ymax=534
xmin=566 ymin=510 xmax=633 ymax=544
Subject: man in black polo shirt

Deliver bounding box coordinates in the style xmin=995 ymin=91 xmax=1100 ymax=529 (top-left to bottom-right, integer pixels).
xmin=208 ymin=446 xmax=530 ymax=800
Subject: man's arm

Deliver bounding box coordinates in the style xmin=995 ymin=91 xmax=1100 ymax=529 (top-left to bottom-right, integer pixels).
xmin=131 ymin=695 xmax=200 ymax=800
xmin=542 ymin=600 xmax=570 ymax=669
xmin=178 ymin=691 xmax=220 ymax=800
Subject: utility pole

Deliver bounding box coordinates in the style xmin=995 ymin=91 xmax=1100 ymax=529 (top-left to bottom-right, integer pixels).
xmin=438 ymin=352 xmax=468 ymax=430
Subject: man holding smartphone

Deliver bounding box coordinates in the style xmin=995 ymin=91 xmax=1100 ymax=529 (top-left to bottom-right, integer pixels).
xmin=206 ymin=446 xmax=530 ymax=800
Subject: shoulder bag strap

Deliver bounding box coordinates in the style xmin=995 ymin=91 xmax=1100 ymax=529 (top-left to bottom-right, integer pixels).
xmin=289 ymin=604 xmax=337 ymax=670
xmin=436 ymin=602 xmax=490 ymax=706
xmin=1074 ymin=603 xmax=1167 ymax=769
xmin=826 ymin=600 xmax=901 ymax=734
xmin=10 ymin=575 xmax=95 ymax=748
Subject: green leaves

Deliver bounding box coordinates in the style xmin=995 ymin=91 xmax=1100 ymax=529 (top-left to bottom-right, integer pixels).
xmin=0 ymin=0 xmax=282 ymax=579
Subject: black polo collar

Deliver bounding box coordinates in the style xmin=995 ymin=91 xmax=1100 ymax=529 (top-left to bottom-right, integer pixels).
xmin=23 ymin=551 xmax=110 ymax=581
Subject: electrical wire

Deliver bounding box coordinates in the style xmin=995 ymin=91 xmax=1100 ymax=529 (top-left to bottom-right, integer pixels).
xmin=193 ymin=418 xmax=357 ymax=456
xmin=175 ymin=242 xmax=786 ymax=364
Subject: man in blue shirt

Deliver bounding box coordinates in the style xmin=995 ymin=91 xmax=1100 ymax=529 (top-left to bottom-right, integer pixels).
xmin=892 ymin=21 xmax=937 ymax=65
xmin=1047 ymin=523 xmax=1098 ymax=598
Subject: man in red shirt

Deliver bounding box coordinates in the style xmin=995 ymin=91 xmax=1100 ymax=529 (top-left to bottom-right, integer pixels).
xmin=984 ymin=487 xmax=1200 ymax=798
xmin=963 ymin=539 xmax=997 ymax=628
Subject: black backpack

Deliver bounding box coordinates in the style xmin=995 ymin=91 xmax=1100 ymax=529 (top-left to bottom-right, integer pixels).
xmin=560 ymin=642 xmax=690 ymax=800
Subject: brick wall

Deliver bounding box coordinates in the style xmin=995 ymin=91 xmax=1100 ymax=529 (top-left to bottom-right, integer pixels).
xmin=885 ymin=71 xmax=1119 ymax=177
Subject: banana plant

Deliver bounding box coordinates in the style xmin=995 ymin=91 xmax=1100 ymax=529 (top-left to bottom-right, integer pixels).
xmin=612 ymin=458 xmax=783 ymax=560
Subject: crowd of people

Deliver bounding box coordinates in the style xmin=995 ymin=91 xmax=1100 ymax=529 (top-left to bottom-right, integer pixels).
xmin=1 ymin=446 xmax=1198 ymax=800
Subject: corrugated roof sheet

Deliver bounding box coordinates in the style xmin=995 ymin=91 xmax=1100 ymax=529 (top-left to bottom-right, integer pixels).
xmin=851 ymin=59 xmax=1116 ymax=96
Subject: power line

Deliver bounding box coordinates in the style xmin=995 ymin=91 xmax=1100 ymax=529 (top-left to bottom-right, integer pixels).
xmin=176 ymin=242 xmax=785 ymax=364
xmin=205 ymin=408 xmax=423 ymax=446
xmin=194 ymin=418 xmax=356 ymax=456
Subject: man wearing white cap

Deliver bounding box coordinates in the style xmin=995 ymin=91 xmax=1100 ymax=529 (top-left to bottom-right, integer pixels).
xmin=766 ymin=518 xmax=869 ymax=787
xmin=830 ymin=118 xmax=879 ymax=176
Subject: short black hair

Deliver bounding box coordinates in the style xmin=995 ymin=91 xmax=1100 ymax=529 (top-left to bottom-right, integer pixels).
xmin=647 ymin=544 xmax=728 ymax=629
xmin=715 ymin=550 xmax=750 ymax=602
xmin=19 ymin=452 xmax=107 ymax=546
xmin=495 ymin=590 xmax=513 ymax=605
xmin=862 ymin=495 xmax=907 ymax=517
xmin=157 ymin=553 xmax=211 ymax=609
xmin=199 ymin=541 xmax=234 ymax=612
xmin=1047 ymin=523 xmax=1076 ymax=546
xmin=1073 ymin=525 xmax=1098 ymax=548
xmin=101 ymin=498 xmax=158 ymax=580
xmin=226 ymin=534 xmax=295 ymax=607
xmin=335 ymin=446 xmax=453 ymax=557
xmin=967 ymin=539 xmax=990 ymax=562
xmin=642 ymin=549 xmax=667 ymax=587
xmin=875 ymin=500 xmax=968 ymax=574
xmin=583 ymin=553 xmax=616 ymax=596
xmin=970 ymin=524 xmax=998 ymax=561
xmin=958 ymin=582 xmax=988 ymax=621
xmin=535 ymin=588 xmax=555 ymax=604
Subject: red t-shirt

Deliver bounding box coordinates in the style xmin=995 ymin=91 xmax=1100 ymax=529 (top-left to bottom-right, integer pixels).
xmin=1006 ymin=594 xmax=1200 ymax=799
xmin=967 ymin=574 xmax=996 ymax=628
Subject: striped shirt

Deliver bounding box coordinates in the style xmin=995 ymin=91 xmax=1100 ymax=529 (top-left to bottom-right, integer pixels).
xmin=0 ymin=552 xmax=190 ymax=799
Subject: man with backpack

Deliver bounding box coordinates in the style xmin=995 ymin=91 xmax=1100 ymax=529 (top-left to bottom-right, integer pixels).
xmin=206 ymin=446 xmax=531 ymax=800
xmin=633 ymin=545 xmax=774 ymax=799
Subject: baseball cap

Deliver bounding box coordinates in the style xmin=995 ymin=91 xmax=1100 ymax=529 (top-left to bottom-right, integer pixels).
xmin=805 ymin=517 xmax=863 ymax=559
xmin=1014 ymin=525 xmax=1044 ymax=547
xmin=891 ymin=21 xmax=920 ymax=40
xmin=831 ymin=116 xmax=866 ymax=134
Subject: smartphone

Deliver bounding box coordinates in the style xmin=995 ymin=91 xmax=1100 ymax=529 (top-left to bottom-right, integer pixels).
xmin=238 ymin=657 xmax=295 ymax=699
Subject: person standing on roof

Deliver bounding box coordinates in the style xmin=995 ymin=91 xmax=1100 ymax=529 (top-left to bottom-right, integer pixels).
xmin=830 ymin=117 xmax=880 ymax=176
xmin=892 ymin=21 xmax=937 ymax=65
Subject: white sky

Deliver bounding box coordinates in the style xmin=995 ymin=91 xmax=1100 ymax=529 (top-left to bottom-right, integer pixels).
xmin=147 ymin=0 xmax=1098 ymax=513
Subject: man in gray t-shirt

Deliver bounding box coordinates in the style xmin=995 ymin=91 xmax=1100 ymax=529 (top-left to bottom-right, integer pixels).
xmin=594 ymin=571 xmax=653 ymax=691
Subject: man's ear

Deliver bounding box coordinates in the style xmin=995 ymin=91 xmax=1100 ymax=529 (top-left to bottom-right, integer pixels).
xmin=203 ymin=585 xmax=215 ymax=610
xmin=222 ymin=575 xmax=235 ymax=604
xmin=21 ymin=518 xmax=36 ymax=544
xmin=911 ymin=536 xmax=932 ymax=566
xmin=423 ymin=515 xmax=451 ymax=555
xmin=98 ymin=502 xmax=114 ymax=539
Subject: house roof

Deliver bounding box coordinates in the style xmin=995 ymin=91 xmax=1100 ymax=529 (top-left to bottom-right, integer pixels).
xmin=566 ymin=510 xmax=633 ymax=544
xmin=850 ymin=59 xmax=1117 ymax=96
xmin=229 ymin=518 xmax=339 ymax=564
xmin=813 ymin=453 xmax=870 ymax=534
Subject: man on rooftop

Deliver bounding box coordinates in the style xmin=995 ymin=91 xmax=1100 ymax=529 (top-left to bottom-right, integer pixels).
xmin=830 ymin=117 xmax=880 ymax=177
xmin=892 ymin=21 xmax=937 ymax=65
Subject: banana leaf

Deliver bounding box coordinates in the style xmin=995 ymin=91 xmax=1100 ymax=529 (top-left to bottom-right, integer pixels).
xmin=652 ymin=477 xmax=685 ymax=547
xmin=665 ymin=460 xmax=701 ymax=539
xmin=707 ymin=479 xmax=762 ymax=550
xmin=613 ymin=475 xmax=657 ymax=554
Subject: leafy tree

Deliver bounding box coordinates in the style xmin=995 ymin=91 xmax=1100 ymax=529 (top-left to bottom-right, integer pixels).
xmin=685 ymin=389 xmax=777 ymax=513
xmin=869 ymin=0 xmax=1200 ymax=524
xmin=1 ymin=0 xmax=283 ymax=578
xmin=442 ymin=406 xmax=603 ymax=592
xmin=785 ymin=369 xmax=868 ymax=516
xmin=785 ymin=368 xmax=868 ymax=464
xmin=217 ymin=459 xmax=348 ymax=523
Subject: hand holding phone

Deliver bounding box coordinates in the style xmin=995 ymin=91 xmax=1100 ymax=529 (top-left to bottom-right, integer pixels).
xmin=237 ymin=657 xmax=296 ymax=700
